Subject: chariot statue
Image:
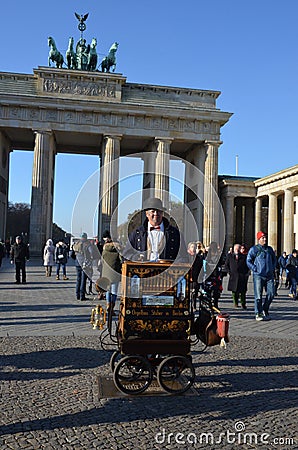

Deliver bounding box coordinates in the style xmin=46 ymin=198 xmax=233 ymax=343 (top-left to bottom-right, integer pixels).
xmin=47 ymin=12 xmax=118 ymax=73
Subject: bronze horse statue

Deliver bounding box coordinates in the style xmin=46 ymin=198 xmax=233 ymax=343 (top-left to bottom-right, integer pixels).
xmin=66 ymin=37 xmax=77 ymax=70
xmin=100 ymin=42 xmax=119 ymax=73
xmin=48 ymin=36 xmax=64 ymax=69
xmin=87 ymin=38 xmax=98 ymax=71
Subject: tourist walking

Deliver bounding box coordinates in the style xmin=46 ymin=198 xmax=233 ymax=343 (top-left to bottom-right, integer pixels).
xmin=43 ymin=239 xmax=55 ymax=277
xmin=224 ymin=243 xmax=250 ymax=309
xmin=188 ymin=241 xmax=204 ymax=310
xmin=203 ymin=241 xmax=224 ymax=309
xmin=286 ymin=249 xmax=298 ymax=300
xmin=246 ymin=231 xmax=276 ymax=321
xmin=10 ymin=236 xmax=30 ymax=284
xmin=95 ymin=230 xmax=112 ymax=277
xmin=72 ymin=233 xmax=93 ymax=301
xmin=278 ymin=251 xmax=288 ymax=287
xmin=55 ymin=240 xmax=69 ymax=280
xmin=101 ymin=238 xmax=122 ymax=317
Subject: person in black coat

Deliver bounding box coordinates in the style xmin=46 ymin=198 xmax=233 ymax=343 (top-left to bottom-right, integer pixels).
xmin=203 ymin=241 xmax=225 ymax=309
xmin=187 ymin=242 xmax=204 ymax=310
xmin=122 ymin=197 xmax=188 ymax=263
xmin=286 ymin=249 xmax=298 ymax=299
xmin=10 ymin=236 xmax=30 ymax=284
xmin=55 ymin=240 xmax=69 ymax=280
xmin=224 ymin=243 xmax=250 ymax=309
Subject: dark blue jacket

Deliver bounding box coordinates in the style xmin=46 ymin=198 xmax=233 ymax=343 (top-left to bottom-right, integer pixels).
xmin=123 ymin=217 xmax=188 ymax=262
xmin=278 ymin=255 xmax=287 ymax=269
xmin=247 ymin=244 xmax=276 ymax=279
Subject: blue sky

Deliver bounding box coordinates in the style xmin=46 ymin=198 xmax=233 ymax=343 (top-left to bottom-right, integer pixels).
xmin=3 ymin=0 xmax=298 ymax=232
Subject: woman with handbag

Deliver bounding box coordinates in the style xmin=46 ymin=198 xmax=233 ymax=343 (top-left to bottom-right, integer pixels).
xmin=55 ymin=239 xmax=69 ymax=280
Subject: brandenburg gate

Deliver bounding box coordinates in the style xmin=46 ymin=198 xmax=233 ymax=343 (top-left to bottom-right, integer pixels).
xmin=0 ymin=67 xmax=232 ymax=254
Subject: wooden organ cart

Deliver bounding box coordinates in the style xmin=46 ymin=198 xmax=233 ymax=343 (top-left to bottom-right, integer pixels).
xmin=91 ymin=260 xmax=230 ymax=395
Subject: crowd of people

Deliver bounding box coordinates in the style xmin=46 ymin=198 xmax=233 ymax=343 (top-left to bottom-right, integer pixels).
xmin=2 ymin=197 xmax=297 ymax=323
xmin=187 ymin=230 xmax=297 ymax=321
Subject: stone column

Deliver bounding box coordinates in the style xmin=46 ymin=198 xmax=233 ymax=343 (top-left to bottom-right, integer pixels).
xmin=184 ymin=144 xmax=205 ymax=242
xmin=96 ymin=150 xmax=102 ymax=239
xmin=225 ymin=195 xmax=235 ymax=251
xmin=154 ymin=138 xmax=172 ymax=209
xmin=0 ymin=132 xmax=11 ymax=241
xmin=283 ymin=189 xmax=294 ymax=254
xmin=235 ymin=202 xmax=244 ymax=243
xmin=255 ymin=197 xmax=262 ymax=242
xmin=30 ymin=130 xmax=55 ymax=255
xmin=203 ymin=141 xmax=220 ymax=246
xmin=99 ymin=135 xmax=121 ymax=236
xmin=142 ymin=147 xmax=156 ymax=203
xmin=244 ymin=198 xmax=255 ymax=248
xmin=268 ymin=193 xmax=278 ymax=250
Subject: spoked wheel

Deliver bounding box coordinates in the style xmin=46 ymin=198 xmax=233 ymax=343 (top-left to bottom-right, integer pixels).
xmin=157 ymin=355 xmax=195 ymax=394
xmin=110 ymin=350 xmax=121 ymax=372
xmin=113 ymin=355 xmax=153 ymax=395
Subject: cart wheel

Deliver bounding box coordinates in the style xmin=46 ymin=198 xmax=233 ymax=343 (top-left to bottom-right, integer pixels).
xmin=113 ymin=355 xmax=153 ymax=395
xmin=110 ymin=350 xmax=121 ymax=372
xmin=157 ymin=355 xmax=195 ymax=394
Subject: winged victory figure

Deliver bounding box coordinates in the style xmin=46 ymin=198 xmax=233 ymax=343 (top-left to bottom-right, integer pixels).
xmin=75 ymin=12 xmax=89 ymax=24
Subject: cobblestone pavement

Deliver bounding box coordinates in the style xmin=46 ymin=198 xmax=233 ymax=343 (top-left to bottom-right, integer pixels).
xmin=0 ymin=258 xmax=297 ymax=449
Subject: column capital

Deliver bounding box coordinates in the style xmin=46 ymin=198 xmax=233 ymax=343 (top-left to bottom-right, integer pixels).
xmin=154 ymin=137 xmax=174 ymax=144
xmin=203 ymin=140 xmax=222 ymax=148
xmin=103 ymin=134 xmax=123 ymax=141
xmin=33 ymin=129 xmax=53 ymax=136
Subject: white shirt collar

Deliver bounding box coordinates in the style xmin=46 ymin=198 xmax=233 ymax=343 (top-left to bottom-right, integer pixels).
xmin=147 ymin=221 xmax=164 ymax=232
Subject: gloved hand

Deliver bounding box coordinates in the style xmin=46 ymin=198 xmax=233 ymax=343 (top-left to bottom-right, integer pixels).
xmin=10 ymin=260 xmax=14 ymax=265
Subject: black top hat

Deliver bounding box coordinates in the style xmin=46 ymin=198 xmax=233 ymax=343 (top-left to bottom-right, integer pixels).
xmin=102 ymin=230 xmax=111 ymax=239
xmin=143 ymin=197 xmax=165 ymax=211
